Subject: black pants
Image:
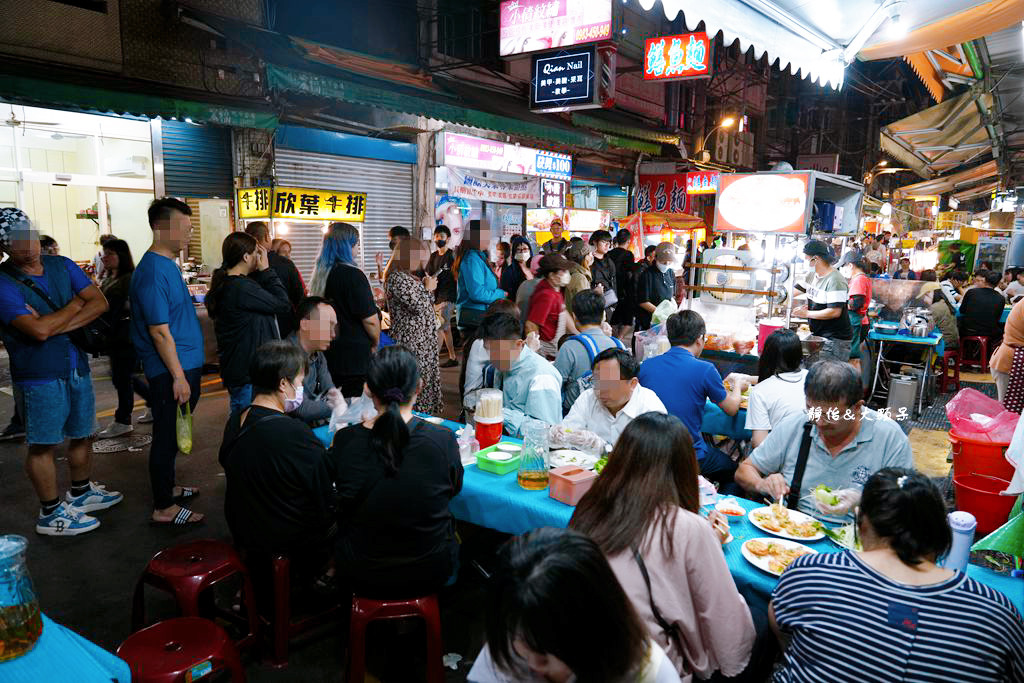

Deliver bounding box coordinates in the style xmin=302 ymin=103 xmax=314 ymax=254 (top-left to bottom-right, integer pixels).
xmin=701 ymin=445 xmax=741 ymax=496
xmin=110 ymin=349 xmax=150 ymax=425
xmin=148 ymin=368 xmax=202 ymax=510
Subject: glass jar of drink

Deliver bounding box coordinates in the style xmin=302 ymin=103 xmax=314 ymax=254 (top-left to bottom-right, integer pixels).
xmin=0 ymin=535 xmax=43 ymax=662
xmin=517 ymin=419 xmax=550 ymax=490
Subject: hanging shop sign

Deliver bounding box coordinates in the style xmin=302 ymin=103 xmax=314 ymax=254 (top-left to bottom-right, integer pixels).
xmin=441 ymin=132 xmax=572 ymax=180
xmin=499 ymin=0 xmax=612 ymax=57
xmin=643 ymin=32 xmax=712 ymax=82
xmin=237 ymin=186 xmax=367 ymax=222
xmin=686 ymin=171 xmax=719 ymax=195
xmin=531 ymin=45 xmax=600 ymax=113
xmin=796 ymin=153 xmax=840 ymax=174
xmin=635 ymin=173 xmax=690 ymax=214
xmin=936 ymin=211 xmax=967 ymax=233
xmin=715 ymin=173 xmax=810 ymax=233
xmin=542 ymin=178 xmax=567 ymax=208
xmin=447 ymin=167 xmax=541 ymax=204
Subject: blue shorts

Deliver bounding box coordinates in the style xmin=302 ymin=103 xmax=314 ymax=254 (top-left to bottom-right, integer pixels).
xmin=14 ymin=370 xmax=96 ymax=445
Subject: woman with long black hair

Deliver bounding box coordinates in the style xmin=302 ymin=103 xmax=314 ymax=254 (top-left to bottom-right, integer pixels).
xmin=570 ymin=413 xmax=754 ymax=680
xmin=330 ymin=345 xmax=463 ymax=597
xmin=205 ymin=231 xmax=291 ymax=413
xmin=744 ymin=329 xmax=807 ymax=447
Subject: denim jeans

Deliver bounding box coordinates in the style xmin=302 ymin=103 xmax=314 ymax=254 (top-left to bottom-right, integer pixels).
xmin=13 ymin=369 xmax=96 ymax=445
xmin=148 ymin=368 xmax=202 ymax=510
xmin=227 ymin=384 xmax=252 ymax=415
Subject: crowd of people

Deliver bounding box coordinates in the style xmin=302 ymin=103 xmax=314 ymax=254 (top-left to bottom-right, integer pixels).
xmin=0 ymin=202 xmax=1021 ymax=681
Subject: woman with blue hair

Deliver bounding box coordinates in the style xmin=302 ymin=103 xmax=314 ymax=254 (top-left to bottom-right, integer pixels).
xmin=312 ymin=222 xmax=380 ymax=397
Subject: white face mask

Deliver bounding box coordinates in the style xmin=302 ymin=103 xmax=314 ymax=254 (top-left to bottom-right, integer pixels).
xmin=656 ymin=262 xmax=670 ymax=273
xmin=514 ymin=251 xmax=530 ymax=262
xmin=557 ymin=272 xmax=571 ymax=286
xmin=283 ymin=382 xmax=304 ymax=412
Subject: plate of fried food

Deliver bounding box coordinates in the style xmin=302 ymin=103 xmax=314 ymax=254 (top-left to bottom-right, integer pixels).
xmin=741 ymin=537 xmax=818 ymax=577
xmin=748 ymin=503 xmax=824 ymax=541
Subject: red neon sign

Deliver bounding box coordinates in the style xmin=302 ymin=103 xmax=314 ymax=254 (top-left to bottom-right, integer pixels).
xmin=643 ymin=32 xmax=712 ymax=82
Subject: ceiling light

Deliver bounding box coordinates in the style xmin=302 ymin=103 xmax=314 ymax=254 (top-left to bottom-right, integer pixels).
xmin=949 ymin=197 xmax=959 ymax=209
xmin=887 ymin=1 xmax=908 ymax=39
xmin=880 ymin=202 xmax=893 ymax=217
xmin=878 ymin=160 xmax=887 ymax=166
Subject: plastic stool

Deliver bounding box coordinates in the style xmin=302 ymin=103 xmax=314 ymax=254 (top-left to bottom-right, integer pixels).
xmin=265 ymin=554 xmax=343 ymax=667
xmin=132 ymin=539 xmax=258 ymax=649
xmin=117 ymin=617 xmax=246 ymax=682
xmin=960 ymin=336 xmax=991 ymax=373
xmin=939 ymin=348 xmax=962 ymax=394
xmin=348 ymin=594 xmax=444 ymax=683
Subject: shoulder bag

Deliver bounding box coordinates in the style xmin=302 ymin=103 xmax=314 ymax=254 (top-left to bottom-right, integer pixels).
xmin=786 ymin=421 xmax=815 ymax=510
xmin=632 ymin=546 xmax=687 ymax=670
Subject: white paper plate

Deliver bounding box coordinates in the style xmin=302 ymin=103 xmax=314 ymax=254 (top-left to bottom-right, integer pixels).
xmin=496 ymin=443 xmax=521 ymax=452
xmin=549 ymin=449 xmax=598 ymax=470
xmin=424 ymin=416 xmax=444 ymax=425
xmin=487 ymin=451 xmax=515 ymax=462
xmin=747 ymin=506 xmax=825 ymax=541
xmin=740 ymin=537 xmax=818 ymax=577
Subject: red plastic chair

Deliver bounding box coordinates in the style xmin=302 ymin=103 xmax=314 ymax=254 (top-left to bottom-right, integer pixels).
xmin=132 ymin=539 xmax=258 ymax=649
xmin=938 ymin=348 xmax=961 ymax=394
xmin=348 ymin=594 xmax=444 ymax=683
xmin=265 ymin=554 xmax=343 ymax=667
xmin=960 ymin=336 xmax=993 ymax=373
xmin=117 ymin=617 xmax=245 ymax=683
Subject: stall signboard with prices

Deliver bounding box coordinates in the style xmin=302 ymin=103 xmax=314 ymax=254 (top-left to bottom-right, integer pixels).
xmin=499 ymin=0 xmax=612 ymax=57
xmin=795 ymin=154 xmax=840 ymax=174
xmin=542 ymin=179 xmax=567 ymax=208
xmin=441 ymin=133 xmax=572 ymax=180
xmin=636 ymin=173 xmax=690 ymax=214
xmin=686 ymin=171 xmax=719 ymax=195
xmin=447 ymin=167 xmax=541 ymax=204
xmin=643 ymin=32 xmax=712 ymax=81
xmin=237 ymin=186 xmax=367 ymax=222
xmin=714 ymin=173 xmax=811 ymax=233
xmin=531 ymin=45 xmax=599 ymax=113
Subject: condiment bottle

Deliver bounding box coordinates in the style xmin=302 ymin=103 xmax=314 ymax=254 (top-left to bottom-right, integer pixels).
xmin=939 ymin=511 xmax=976 ymax=573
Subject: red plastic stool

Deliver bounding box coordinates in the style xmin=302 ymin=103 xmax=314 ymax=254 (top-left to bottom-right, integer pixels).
xmin=132 ymin=539 xmax=258 ymax=649
xmin=960 ymin=336 xmax=992 ymax=373
xmin=117 ymin=617 xmax=246 ymax=682
xmin=348 ymin=594 xmax=444 ymax=683
xmin=265 ymin=555 xmax=343 ymax=667
xmin=939 ymin=348 xmax=962 ymax=393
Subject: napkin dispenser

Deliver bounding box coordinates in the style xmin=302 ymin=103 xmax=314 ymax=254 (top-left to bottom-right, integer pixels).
xmin=549 ymin=466 xmax=598 ymax=506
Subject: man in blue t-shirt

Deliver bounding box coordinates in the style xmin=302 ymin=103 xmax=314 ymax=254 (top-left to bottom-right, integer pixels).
xmin=637 ymin=309 xmax=748 ymax=492
xmin=0 ymin=207 xmax=122 ymax=536
xmin=130 ymin=197 xmax=205 ymax=526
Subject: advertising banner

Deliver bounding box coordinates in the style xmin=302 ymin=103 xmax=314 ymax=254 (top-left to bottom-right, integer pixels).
xmin=643 ymin=32 xmax=712 ymax=81
xmin=531 ymin=45 xmax=597 ymax=112
xmin=441 ymin=132 xmax=572 ymax=180
xmin=237 ymin=186 xmax=367 ymax=222
xmin=499 ymin=0 xmax=612 ymax=57
xmin=447 ymin=167 xmax=541 ymax=204
xmin=635 ymin=174 xmax=690 ymax=214
xmin=795 ymin=153 xmax=840 ymax=174
xmin=715 ymin=173 xmax=811 ymax=233
xmin=686 ymin=171 xmax=719 ymax=195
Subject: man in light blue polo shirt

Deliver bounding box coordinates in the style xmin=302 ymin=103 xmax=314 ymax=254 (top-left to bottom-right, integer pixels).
xmin=130 ymin=197 xmax=205 ymax=526
xmin=736 ymin=360 xmax=913 ymax=523
xmin=638 ymin=309 xmax=748 ymax=492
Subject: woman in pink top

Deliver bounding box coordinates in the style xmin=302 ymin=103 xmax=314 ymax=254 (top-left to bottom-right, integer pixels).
xmin=570 ymin=413 xmax=756 ymax=680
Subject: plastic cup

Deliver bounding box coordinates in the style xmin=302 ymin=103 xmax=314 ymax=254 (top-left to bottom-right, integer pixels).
xmin=476 ymin=416 xmax=503 ymax=450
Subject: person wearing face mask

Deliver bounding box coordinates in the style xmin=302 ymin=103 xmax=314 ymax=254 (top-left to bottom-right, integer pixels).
xmin=792 ymin=240 xmax=853 ymax=365
xmin=427 ymin=224 xmax=458 ymax=368
xmin=499 ymin=235 xmax=534 ymax=300
xmin=206 ymin=232 xmax=292 ymax=414
xmin=331 ymin=345 xmax=463 ymax=597
xmin=219 ymin=341 xmax=335 ymax=600
xmin=562 ymin=240 xmax=594 ymax=316
xmin=526 ymin=253 xmax=579 ymax=359
xmin=635 ymin=243 xmax=677 ymax=332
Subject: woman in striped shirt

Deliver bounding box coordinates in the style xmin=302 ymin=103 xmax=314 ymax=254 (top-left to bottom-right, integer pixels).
xmin=769 ymin=468 xmax=1024 ymax=682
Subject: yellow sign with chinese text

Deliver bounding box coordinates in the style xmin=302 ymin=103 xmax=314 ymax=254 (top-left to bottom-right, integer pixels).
xmin=236 ymin=186 xmax=367 ymax=222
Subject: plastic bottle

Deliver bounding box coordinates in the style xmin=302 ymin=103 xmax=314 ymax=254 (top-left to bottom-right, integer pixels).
xmin=939 ymin=511 xmax=976 ymax=573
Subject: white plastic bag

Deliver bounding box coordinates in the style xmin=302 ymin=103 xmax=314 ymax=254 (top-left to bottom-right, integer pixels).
xmin=651 ymin=299 xmax=678 ymax=325
xmin=328 ymin=392 xmax=376 ymax=436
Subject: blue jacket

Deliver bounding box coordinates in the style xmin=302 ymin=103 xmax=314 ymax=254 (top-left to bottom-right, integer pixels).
xmin=0 ymin=255 xmax=90 ymax=383
xmin=497 ymin=346 xmax=563 ymax=436
xmin=456 ymin=250 xmax=505 ymax=312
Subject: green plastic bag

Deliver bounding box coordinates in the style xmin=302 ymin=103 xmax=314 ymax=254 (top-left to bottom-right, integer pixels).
xmin=176 ymin=403 xmax=193 ymax=454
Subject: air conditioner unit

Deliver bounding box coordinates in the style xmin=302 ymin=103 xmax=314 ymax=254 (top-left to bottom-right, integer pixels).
xmin=106 ymin=155 xmax=149 ymax=178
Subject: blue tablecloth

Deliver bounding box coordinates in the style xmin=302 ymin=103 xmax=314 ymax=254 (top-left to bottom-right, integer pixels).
xmin=0 ymin=614 xmax=130 ymax=682
xmin=868 ymin=326 xmax=944 ymax=358
xmin=314 ymin=424 xmax=1023 ymax=614
xmin=702 ymin=401 xmax=751 ymax=442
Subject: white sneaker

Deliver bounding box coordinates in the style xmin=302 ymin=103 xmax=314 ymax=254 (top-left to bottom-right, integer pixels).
xmin=137 ymin=410 xmax=154 ymax=424
xmin=96 ymin=421 xmax=133 ymax=439
xmin=36 ymin=502 xmax=99 ymax=536
xmin=65 ymin=481 xmax=124 ymax=513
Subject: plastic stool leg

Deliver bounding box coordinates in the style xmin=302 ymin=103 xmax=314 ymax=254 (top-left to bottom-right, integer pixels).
xmin=421 ymin=598 xmax=444 ymax=683
xmin=271 ymin=556 xmax=290 ymax=666
xmin=348 ymin=609 xmax=368 ymax=683
xmin=131 ymin=576 xmax=146 ymax=632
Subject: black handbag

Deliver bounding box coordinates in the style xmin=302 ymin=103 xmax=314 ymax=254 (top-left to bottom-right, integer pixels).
xmin=786 ymin=422 xmax=815 ymax=510
xmin=0 ymin=263 xmax=112 ymax=355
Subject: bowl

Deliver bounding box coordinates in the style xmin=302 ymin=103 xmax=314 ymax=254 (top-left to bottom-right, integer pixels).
xmin=800 ymin=335 xmax=826 ymax=356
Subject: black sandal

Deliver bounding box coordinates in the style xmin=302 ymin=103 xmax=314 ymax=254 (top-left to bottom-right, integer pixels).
xmin=173 ymin=486 xmax=199 ymax=502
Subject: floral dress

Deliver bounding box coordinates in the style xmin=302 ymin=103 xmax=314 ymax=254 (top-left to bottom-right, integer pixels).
xmin=385 ymin=270 xmax=443 ymax=415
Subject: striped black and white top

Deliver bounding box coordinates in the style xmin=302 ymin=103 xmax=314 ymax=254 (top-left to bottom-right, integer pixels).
xmin=771 ymin=551 xmax=1024 ymax=682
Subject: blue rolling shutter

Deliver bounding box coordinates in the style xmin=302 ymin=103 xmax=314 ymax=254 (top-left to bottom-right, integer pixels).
xmin=161 ymin=121 xmax=233 ymax=198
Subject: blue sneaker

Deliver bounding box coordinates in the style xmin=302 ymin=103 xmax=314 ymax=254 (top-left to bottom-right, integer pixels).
xmin=65 ymin=481 xmax=124 ymax=513
xmin=36 ymin=502 xmax=99 ymax=536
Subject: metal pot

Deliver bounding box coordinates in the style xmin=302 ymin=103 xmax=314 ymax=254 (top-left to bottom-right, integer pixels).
xmin=910 ymin=322 xmax=930 ymax=337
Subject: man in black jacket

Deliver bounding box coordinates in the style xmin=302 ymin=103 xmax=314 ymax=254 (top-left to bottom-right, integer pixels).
xmin=245 ymin=222 xmax=305 ymax=336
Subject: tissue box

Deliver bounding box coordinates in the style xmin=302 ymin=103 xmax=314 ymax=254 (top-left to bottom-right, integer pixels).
xmin=476 ymin=444 xmax=521 ymax=476
xmin=549 ymin=466 xmax=598 ymax=506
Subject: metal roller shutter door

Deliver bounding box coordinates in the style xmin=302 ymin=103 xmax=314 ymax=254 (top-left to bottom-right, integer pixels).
xmin=161 ymin=121 xmax=233 ymax=198
xmin=598 ymin=195 xmax=629 ymax=219
xmin=274 ymin=148 xmax=413 ymax=283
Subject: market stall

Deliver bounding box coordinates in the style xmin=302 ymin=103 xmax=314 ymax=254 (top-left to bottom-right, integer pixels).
xmin=618 ymin=210 xmax=707 ymax=259
xmin=526 ymin=207 xmax=613 ymax=245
